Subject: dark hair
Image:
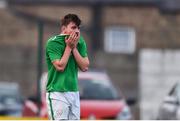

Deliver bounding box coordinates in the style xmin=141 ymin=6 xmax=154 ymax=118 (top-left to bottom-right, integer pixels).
xmin=61 ymin=14 xmax=81 ymax=27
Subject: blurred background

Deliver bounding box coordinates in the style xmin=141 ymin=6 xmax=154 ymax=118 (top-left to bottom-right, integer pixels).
xmin=1 ymin=0 xmax=180 ymax=120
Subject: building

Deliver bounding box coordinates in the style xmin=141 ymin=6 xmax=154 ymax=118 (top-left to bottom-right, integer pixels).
xmin=0 ymin=0 xmax=180 ymax=119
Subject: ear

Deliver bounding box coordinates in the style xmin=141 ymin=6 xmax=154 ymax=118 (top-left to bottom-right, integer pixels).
xmin=61 ymin=26 xmax=66 ymax=33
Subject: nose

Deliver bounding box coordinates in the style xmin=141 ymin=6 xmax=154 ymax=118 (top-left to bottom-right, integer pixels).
xmin=74 ymin=29 xmax=80 ymax=35
xmin=75 ymin=28 xmax=80 ymax=32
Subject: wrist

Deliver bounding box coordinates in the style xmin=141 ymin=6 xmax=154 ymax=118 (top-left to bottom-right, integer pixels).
xmin=72 ymin=47 xmax=77 ymax=52
xmin=66 ymin=45 xmax=72 ymax=51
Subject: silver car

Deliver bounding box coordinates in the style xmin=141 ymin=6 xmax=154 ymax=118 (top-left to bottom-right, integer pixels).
xmin=157 ymin=82 xmax=180 ymax=120
xmin=0 ymin=82 xmax=23 ymax=117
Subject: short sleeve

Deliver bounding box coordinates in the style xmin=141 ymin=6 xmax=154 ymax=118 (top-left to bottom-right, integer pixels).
xmin=46 ymin=41 xmax=63 ymax=62
xmin=78 ymin=36 xmax=88 ymax=58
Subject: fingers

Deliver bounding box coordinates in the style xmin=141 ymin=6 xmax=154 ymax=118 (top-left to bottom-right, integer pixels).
xmin=74 ymin=33 xmax=79 ymax=42
xmin=70 ymin=32 xmax=78 ymax=43
xmin=69 ymin=31 xmax=76 ymax=40
xmin=65 ymin=31 xmax=80 ymax=49
xmin=65 ymin=32 xmax=74 ymax=42
xmin=72 ymin=32 xmax=77 ymax=39
xmin=65 ymin=33 xmax=74 ymax=49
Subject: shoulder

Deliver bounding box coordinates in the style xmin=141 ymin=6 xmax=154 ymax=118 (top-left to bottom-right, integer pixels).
xmin=79 ymin=35 xmax=86 ymax=44
xmin=46 ymin=35 xmax=57 ymax=44
xmin=46 ymin=35 xmax=64 ymax=47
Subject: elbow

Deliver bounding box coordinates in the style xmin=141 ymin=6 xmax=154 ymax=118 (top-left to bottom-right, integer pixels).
xmin=53 ymin=61 xmax=65 ymax=72
xmin=81 ymin=62 xmax=90 ymax=72
xmin=81 ymin=67 xmax=89 ymax=72
xmin=55 ymin=65 xmax=65 ymax=72
xmin=57 ymin=67 xmax=65 ymax=72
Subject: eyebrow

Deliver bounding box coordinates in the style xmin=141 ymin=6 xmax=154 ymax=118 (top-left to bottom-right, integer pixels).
xmin=72 ymin=25 xmax=80 ymax=29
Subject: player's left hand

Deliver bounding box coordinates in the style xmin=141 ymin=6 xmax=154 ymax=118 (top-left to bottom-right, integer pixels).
xmin=73 ymin=31 xmax=80 ymax=48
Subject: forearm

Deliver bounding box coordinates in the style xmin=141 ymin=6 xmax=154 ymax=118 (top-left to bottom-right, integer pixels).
xmin=72 ymin=48 xmax=89 ymax=72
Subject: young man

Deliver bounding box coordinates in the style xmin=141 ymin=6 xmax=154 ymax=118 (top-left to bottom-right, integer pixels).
xmin=45 ymin=14 xmax=89 ymax=120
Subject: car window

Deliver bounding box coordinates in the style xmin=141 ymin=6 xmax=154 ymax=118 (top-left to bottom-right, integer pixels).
xmin=79 ymin=79 xmax=121 ymax=100
xmin=168 ymin=83 xmax=180 ymax=101
xmin=169 ymin=84 xmax=177 ymax=96
xmin=176 ymin=83 xmax=180 ymax=101
xmin=0 ymin=88 xmax=22 ymax=104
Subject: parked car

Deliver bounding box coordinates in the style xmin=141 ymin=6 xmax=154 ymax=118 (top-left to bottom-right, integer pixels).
xmin=157 ymin=82 xmax=180 ymax=120
xmin=0 ymin=82 xmax=24 ymax=117
xmin=22 ymin=70 xmax=135 ymax=119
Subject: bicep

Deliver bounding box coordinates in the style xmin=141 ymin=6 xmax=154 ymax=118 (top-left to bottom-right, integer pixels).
xmin=47 ymin=41 xmax=63 ymax=62
xmin=78 ymin=39 xmax=88 ymax=58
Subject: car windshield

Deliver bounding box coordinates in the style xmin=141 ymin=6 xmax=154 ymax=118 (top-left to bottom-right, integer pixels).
xmin=79 ymin=79 xmax=121 ymax=100
xmin=0 ymin=87 xmax=21 ymax=105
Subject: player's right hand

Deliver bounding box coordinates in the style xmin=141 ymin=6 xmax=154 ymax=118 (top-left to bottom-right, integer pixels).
xmin=65 ymin=31 xmax=77 ymax=49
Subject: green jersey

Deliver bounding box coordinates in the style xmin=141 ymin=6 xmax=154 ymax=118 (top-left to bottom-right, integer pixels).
xmin=45 ymin=34 xmax=88 ymax=92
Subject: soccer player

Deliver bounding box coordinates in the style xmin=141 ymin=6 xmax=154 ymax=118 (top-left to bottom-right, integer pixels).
xmin=45 ymin=14 xmax=89 ymax=120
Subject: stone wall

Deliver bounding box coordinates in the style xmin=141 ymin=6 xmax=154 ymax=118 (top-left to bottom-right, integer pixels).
xmin=0 ymin=5 xmax=180 ymax=114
